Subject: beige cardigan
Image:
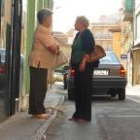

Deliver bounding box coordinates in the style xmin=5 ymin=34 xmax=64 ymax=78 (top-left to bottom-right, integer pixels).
xmin=28 ymin=25 xmax=56 ymax=69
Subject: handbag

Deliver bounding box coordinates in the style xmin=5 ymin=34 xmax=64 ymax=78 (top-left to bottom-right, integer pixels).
xmin=51 ymin=50 xmax=68 ymax=69
xmin=88 ymin=45 xmax=106 ymax=62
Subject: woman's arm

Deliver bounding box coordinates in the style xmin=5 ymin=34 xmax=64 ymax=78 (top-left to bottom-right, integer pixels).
xmin=79 ymin=29 xmax=95 ymax=71
xmin=47 ymin=44 xmax=58 ymax=54
xmin=37 ymin=30 xmax=58 ymax=54
xmin=81 ymin=29 xmax=95 ymax=62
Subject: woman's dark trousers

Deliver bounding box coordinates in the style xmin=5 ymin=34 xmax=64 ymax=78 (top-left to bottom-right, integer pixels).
xmin=29 ymin=67 xmax=47 ymax=115
xmin=72 ymin=63 xmax=93 ymax=121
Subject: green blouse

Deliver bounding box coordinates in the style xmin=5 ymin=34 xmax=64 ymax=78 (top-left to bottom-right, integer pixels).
xmin=71 ymin=36 xmax=85 ymax=63
xmin=71 ymin=29 xmax=95 ymax=63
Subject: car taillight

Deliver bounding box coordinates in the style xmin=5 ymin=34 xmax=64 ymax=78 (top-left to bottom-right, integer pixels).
xmin=120 ymin=66 xmax=126 ymax=77
xmin=64 ymin=74 xmax=67 ymax=78
xmin=0 ymin=66 xmax=5 ymax=74
xmin=70 ymin=70 xmax=75 ymax=76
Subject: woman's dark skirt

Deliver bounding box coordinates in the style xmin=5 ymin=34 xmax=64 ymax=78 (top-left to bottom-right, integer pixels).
xmin=28 ymin=67 xmax=48 ymax=115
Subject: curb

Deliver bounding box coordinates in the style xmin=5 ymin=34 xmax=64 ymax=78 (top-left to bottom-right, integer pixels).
xmin=31 ymin=95 xmax=65 ymax=140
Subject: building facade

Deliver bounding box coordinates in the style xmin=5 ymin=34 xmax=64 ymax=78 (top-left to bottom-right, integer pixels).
xmin=111 ymin=31 xmax=122 ymax=61
xmin=133 ymin=0 xmax=140 ymax=86
xmin=121 ymin=0 xmax=134 ymax=86
xmin=89 ymin=23 xmax=114 ymax=51
xmin=89 ymin=21 xmax=123 ymax=60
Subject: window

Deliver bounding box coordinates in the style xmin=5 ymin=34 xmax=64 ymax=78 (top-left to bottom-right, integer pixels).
xmin=100 ymin=52 xmax=120 ymax=64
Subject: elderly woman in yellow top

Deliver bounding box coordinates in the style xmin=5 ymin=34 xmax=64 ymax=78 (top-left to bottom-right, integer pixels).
xmin=28 ymin=9 xmax=58 ymax=119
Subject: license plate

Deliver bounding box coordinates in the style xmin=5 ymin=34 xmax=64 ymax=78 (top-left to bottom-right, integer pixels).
xmin=94 ymin=70 xmax=109 ymax=76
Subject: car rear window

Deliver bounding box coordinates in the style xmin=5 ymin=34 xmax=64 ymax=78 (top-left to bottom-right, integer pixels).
xmin=100 ymin=52 xmax=120 ymax=64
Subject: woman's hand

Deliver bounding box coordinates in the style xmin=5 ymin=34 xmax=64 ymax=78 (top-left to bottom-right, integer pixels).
xmin=79 ymin=54 xmax=89 ymax=71
xmin=83 ymin=54 xmax=90 ymax=62
xmin=69 ymin=59 xmax=71 ymax=67
xmin=48 ymin=44 xmax=59 ymax=54
xmin=79 ymin=61 xmax=86 ymax=72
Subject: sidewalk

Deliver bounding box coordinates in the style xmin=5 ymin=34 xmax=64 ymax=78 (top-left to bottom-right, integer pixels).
xmin=0 ymin=91 xmax=64 ymax=140
xmin=126 ymin=86 xmax=140 ymax=96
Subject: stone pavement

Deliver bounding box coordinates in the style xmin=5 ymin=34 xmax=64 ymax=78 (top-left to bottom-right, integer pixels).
xmin=0 ymin=91 xmax=64 ymax=140
xmin=126 ymin=86 xmax=140 ymax=96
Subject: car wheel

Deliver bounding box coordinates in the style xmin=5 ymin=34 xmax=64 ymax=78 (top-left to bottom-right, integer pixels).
xmin=109 ymin=89 xmax=117 ymax=98
xmin=68 ymin=88 xmax=74 ymax=100
xmin=118 ymin=88 xmax=125 ymax=100
xmin=111 ymin=94 xmax=117 ymax=98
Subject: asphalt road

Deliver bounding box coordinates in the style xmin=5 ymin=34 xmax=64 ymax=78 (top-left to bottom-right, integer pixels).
xmin=43 ymin=83 xmax=140 ymax=140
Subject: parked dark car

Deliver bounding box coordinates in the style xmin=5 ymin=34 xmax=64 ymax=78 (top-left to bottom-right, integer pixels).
xmin=53 ymin=65 xmax=70 ymax=88
xmin=67 ymin=51 xmax=127 ymax=100
xmin=53 ymin=68 xmax=64 ymax=82
xmin=0 ymin=49 xmax=6 ymax=92
xmin=0 ymin=49 xmax=24 ymax=98
xmin=63 ymin=65 xmax=70 ymax=89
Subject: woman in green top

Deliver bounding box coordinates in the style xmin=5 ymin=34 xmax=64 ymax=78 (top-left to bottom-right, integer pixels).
xmin=70 ymin=16 xmax=99 ymax=123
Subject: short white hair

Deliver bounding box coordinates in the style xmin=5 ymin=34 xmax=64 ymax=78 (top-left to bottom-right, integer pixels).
xmin=76 ymin=16 xmax=89 ymax=28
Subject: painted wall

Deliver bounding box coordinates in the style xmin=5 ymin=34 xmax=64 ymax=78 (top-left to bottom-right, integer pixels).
xmin=112 ymin=32 xmax=122 ymax=60
xmin=24 ymin=0 xmax=45 ymax=95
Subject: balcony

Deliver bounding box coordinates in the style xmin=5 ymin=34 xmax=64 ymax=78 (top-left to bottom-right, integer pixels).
xmin=122 ymin=0 xmax=133 ymax=21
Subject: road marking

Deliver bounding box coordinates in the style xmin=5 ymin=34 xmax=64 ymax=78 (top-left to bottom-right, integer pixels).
xmin=98 ymin=115 xmax=140 ymax=118
xmin=127 ymin=96 xmax=140 ymax=104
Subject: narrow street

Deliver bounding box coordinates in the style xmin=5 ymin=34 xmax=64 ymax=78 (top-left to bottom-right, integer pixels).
xmin=1 ymin=1 xmax=140 ymax=140
xmin=44 ymin=83 xmax=140 ymax=140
